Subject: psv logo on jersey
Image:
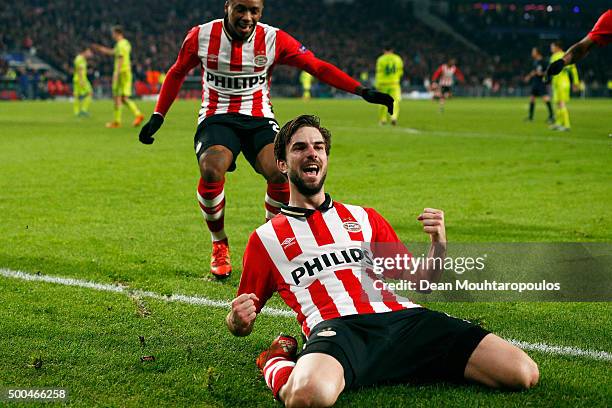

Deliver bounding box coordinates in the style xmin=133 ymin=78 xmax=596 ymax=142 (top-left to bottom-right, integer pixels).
xmin=253 ymin=53 xmax=268 ymax=67
xmin=342 ymin=221 xmax=362 ymax=233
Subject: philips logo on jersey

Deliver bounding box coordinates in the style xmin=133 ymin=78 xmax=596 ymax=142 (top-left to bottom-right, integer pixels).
xmin=206 ymin=72 xmax=267 ymax=90
xmin=290 ymin=247 xmax=373 ymax=285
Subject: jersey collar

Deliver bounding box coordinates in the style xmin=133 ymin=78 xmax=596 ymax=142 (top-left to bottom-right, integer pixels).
xmin=222 ymin=17 xmax=257 ymax=43
xmin=281 ymin=194 xmax=333 ymax=218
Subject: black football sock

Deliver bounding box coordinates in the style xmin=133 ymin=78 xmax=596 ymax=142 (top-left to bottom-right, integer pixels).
xmin=546 ymin=101 xmax=554 ymax=119
xmin=528 ymin=102 xmax=535 ymax=120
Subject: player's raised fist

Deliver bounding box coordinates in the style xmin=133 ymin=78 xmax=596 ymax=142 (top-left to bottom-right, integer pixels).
xmin=230 ymin=293 xmax=259 ymax=330
xmin=138 ymin=113 xmax=164 ymax=145
xmin=417 ymin=208 xmax=446 ymax=243
xmin=361 ymin=88 xmax=395 ymax=115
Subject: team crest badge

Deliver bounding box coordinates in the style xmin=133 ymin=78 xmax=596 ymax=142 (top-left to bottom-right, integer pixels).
xmin=316 ymin=328 xmax=336 ymax=337
xmin=253 ymin=54 xmax=268 ymax=67
xmin=343 ymin=221 xmax=362 ymax=233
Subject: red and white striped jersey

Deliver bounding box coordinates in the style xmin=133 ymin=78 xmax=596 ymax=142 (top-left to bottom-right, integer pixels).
xmin=155 ymin=19 xmax=361 ymax=124
xmin=588 ymin=9 xmax=612 ymax=46
xmin=238 ymin=196 xmax=419 ymax=337
xmin=432 ymin=64 xmax=465 ymax=87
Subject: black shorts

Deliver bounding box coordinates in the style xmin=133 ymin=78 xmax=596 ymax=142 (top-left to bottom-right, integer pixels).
xmin=531 ymin=83 xmax=548 ymax=97
xmin=299 ymin=308 xmax=489 ymax=388
xmin=441 ymin=86 xmax=452 ymax=95
xmin=194 ymin=113 xmax=280 ymax=172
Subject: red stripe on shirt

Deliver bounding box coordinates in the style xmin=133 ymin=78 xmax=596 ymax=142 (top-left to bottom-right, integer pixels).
xmin=253 ymin=25 xmax=266 ymax=73
xmin=251 ymin=90 xmax=264 ymax=116
xmin=206 ymin=22 xmax=223 ymax=70
xmin=307 ymin=211 xmax=335 ymax=246
xmin=271 ymin=216 xmax=303 ymax=261
xmin=276 ymin=279 xmax=309 ymax=336
xmin=334 ymin=202 xmax=364 ymax=241
xmin=365 ymin=268 xmax=406 ymax=312
xmin=334 ymin=269 xmax=375 ymax=314
xmin=307 ymin=280 xmax=341 ymax=321
xmin=206 ymin=88 xmax=219 ymax=117
xmin=230 ymin=40 xmax=243 ymax=72
xmin=227 ymin=95 xmax=242 ymax=113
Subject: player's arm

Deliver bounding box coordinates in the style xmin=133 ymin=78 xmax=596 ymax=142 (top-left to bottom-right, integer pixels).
xmin=91 ymin=44 xmax=114 ymax=56
xmin=226 ymin=232 xmax=276 ymax=337
xmin=367 ymin=208 xmax=446 ymax=292
xmin=77 ymin=64 xmax=86 ymax=87
xmin=275 ymin=30 xmax=394 ymax=114
xmin=396 ymin=56 xmax=404 ymax=81
xmin=546 ymin=36 xmax=595 ymax=78
xmin=431 ymin=66 xmax=442 ymax=82
xmin=455 ymin=67 xmax=465 ymax=83
xmin=568 ymin=64 xmax=580 ymax=92
xmin=138 ymin=27 xmax=201 ymax=145
xmin=413 ymin=208 xmax=446 ymax=289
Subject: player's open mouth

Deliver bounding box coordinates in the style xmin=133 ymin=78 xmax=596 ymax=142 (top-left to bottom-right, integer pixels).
xmin=302 ymin=164 xmax=319 ymax=176
xmin=237 ymin=22 xmax=253 ymax=32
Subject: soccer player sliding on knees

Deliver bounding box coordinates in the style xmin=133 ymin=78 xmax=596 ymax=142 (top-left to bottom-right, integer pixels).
xmin=137 ymin=0 xmax=394 ymax=279
xmin=227 ymin=115 xmax=539 ymax=407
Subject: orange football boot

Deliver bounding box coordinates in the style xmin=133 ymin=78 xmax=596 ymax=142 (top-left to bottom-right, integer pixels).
xmin=132 ymin=114 xmax=145 ymax=127
xmin=210 ymin=238 xmax=231 ymax=279
xmin=256 ymin=334 xmax=298 ymax=373
xmin=105 ymin=121 xmax=121 ymax=128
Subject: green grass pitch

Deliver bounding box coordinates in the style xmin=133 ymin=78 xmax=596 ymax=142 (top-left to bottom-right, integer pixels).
xmin=1 ymin=98 xmax=611 ymax=406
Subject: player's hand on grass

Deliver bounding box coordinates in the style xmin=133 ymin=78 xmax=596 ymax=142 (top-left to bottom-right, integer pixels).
xmin=361 ymin=88 xmax=394 ymax=115
xmin=546 ymin=59 xmax=565 ymax=78
xmin=229 ymin=293 xmax=259 ymax=334
xmin=138 ymin=113 xmax=164 ymax=145
xmin=417 ymin=208 xmax=446 ymax=244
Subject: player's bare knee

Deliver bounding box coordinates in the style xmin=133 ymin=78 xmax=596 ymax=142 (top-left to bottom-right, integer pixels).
xmin=199 ymin=151 xmax=231 ymax=182
xmin=515 ymin=356 xmax=539 ymax=389
xmin=284 ymin=377 xmax=339 ymax=408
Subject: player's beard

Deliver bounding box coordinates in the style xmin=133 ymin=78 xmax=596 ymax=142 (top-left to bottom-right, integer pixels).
xmin=289 ymin=170 xmax=327 ymax=197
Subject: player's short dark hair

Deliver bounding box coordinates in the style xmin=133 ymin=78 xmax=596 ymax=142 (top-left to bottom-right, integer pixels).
xmin=112 ymin=25 xmax=123 ymax=35
xmin=551 ymin=40 xmax=563 ymax=48
xmin=274 ymin=115 xmax=331 ymax=162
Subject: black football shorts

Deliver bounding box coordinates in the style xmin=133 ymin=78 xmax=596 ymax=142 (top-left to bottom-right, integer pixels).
xmin=299 ymin=308 xmax=489 ymax=388
xmin=194 ymin=113 xmax=280 ymax=172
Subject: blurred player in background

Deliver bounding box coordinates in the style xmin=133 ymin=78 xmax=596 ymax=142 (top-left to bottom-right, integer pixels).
xmin=136 ymin=0 xmax=394 ymax=279
xmin=72 ymin=48 xmax=93 ymax=117
xmin=547 ymin=9 xmax=611 ymax=77
xmin=523 ymin=47 xmax=554 ymax=123
xmin=375 ymin=46 xmax=403 ymax=125
xmin=93 ymin=26 xmax=144 ymax=128
xmin=549 ymin=42 xmax=579 ymax=132
xmin=431 ymin=58 xmax=464 ymax=112
xmin=300 ymin=71 xmax=313 ymax=101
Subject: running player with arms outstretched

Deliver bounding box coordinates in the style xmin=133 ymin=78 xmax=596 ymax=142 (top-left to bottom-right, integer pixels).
xmin=137 ymin=0 xmax=394 ymax=279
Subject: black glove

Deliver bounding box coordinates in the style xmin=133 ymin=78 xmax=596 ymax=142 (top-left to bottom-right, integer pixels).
xmin=138 ymin=113 xmax=164 ymax=145
xmin=361 ymin=88 xmax=394 ymax=115
xmin=546 ymin=59 xmax=565 ymax=79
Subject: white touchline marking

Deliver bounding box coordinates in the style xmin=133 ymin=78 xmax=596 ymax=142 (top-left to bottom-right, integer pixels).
xmin=507 ymin=340 xmax=612 ymax=362
xmin=0 ymin=268 xmax=295 ymax=318
xmin=2 ymin=268 xmax=611 ymax=362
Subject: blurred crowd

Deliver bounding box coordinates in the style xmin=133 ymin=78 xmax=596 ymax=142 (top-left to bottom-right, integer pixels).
xmin=1 ymin=0 xmax=610 ymax=98
xmin=437 ymin=3 xmax=611 ymax=88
